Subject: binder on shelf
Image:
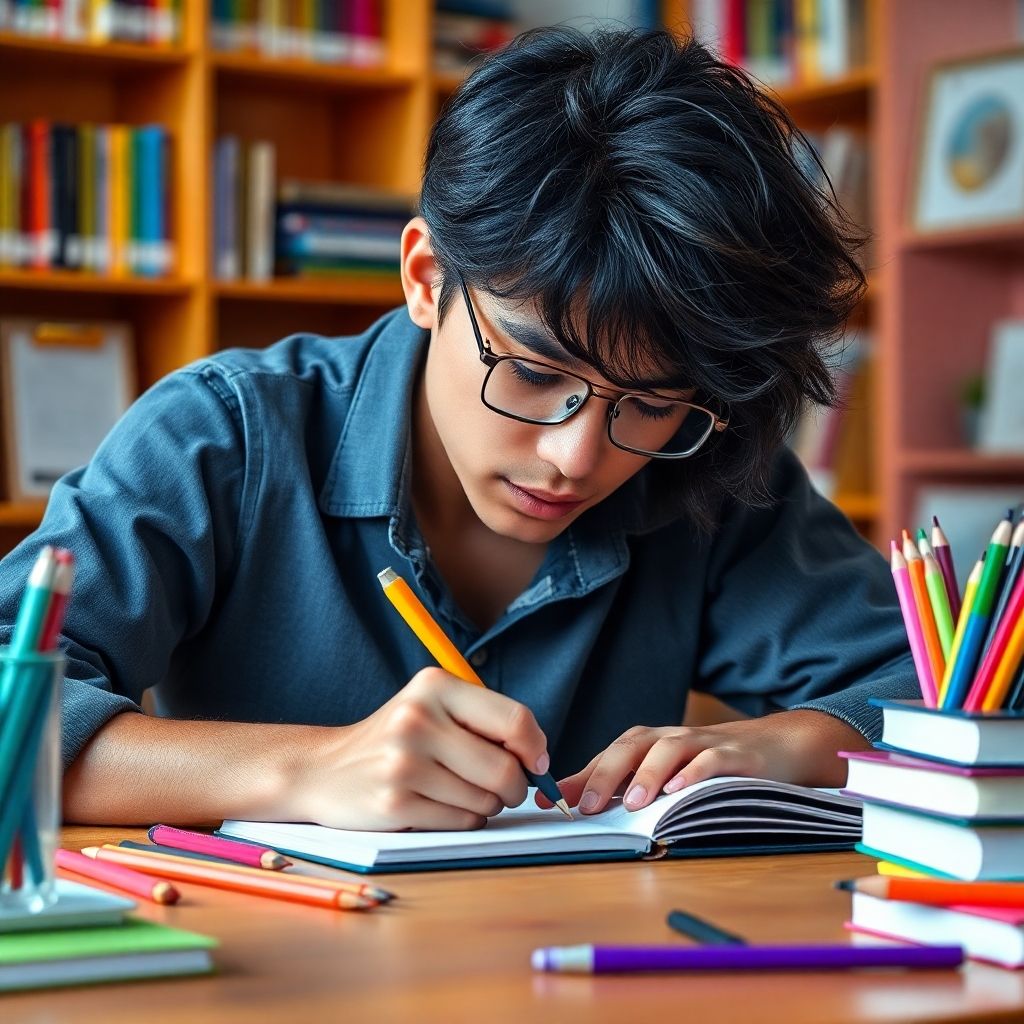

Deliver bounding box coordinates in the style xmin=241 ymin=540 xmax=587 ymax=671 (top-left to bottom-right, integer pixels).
xmin=0 ymin=319 xmax=135 ymax=501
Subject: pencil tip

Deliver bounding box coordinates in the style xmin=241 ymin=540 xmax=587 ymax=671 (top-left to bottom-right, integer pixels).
xmin=932 ymin=515 xmax=940 ymax=527
xmin=556 ymin=799 xmax=574 ymax=820
xmin=834 ymin=879 xmax=855 ymax=892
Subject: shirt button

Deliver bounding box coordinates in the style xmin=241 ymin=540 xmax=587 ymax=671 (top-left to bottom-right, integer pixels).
xmin=469 ymin=648 xmax=488 ymax=667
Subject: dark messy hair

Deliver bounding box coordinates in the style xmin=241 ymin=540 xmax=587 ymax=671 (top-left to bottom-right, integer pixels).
xmin=419 ymin=26 xmax=866 ymax=533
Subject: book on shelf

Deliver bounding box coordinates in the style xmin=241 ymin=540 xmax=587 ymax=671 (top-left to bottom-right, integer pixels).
xmin=841 ymin=750 xmax=1024 ymax=820
xmin=870 ymin=697 xmax=1024 ymax=767
xmin=219 ymin=778 xmax=861 ymax=874
xmin=0 ymin=120 xmax=173 ymax=278
xmin=690 ymin=0 xmax=868 ymax=87
xmin=859 ymin=802 xmax=1024 ymax=881
xmin=433 ymin=1 xmax=517 ymax=73
xmin=209 ymin=0 xmax=383 ymax=66
xmin=791 ymin=329 xmax=873 ymax=501
xmin=0 ymin=0 xmax=181 ymax=44
xmin=978 ymin=319 xmax=1024 ymax=454
xmin=849 ymin=892 xmax=1024 ymax=969
xmin=0 ymin=917 xmax=216 ymax=992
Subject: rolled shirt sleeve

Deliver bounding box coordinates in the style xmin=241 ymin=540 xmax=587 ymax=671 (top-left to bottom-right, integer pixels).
xmin=696 ymin=448 xmax=920 ymax=742
xmin=0 ymin=364 xmax=247 ymax=770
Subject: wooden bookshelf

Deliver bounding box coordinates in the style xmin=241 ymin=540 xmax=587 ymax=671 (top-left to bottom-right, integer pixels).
xmin=4 ymin=1 xmax=1022 ymax=554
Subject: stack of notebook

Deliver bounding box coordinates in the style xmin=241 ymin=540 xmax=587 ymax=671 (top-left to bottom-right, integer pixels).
xmin=841 ymin=697 xmax=1024 ymax=966
xmin=0 ymin=878 xmax=216 ymax=992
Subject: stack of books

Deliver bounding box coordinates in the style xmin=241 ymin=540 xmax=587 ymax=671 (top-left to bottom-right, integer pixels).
xmin=0 ymin=0 xmax=181 ymax=45
xmin=842 ymin=705 xmax=1024 ymax=967
xmin=0 ymin=878 xmax=216 ymax=992
xmin=209 ymin=0 xmax=383 ymax=66
xmin=839 ymin=509 xmax=1024 ymax=966
xmin=0 ymin=120 xmax=174 ymax=278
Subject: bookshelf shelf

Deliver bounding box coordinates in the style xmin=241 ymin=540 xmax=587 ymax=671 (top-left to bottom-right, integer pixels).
xmin=0 ymin=270 xmax=194 ymax=296
xmin=0 ymin=501 xmax=47 ymax=528
xmin=901 ymin=450 xmax=1024 ymax=477
xmin=210 ymin=52 xmax=415 ymax=92
xmin=0 ymin=33 xmax=195 ymax=69
xmin=835 ymin=493 xmax=881 ymax=521
xmin=901 ymin=222 xmax=1024 ymax=257
xmin=769 ymin=67 xmax=875 ymax=121
xmin=213 ymin=276 xmax=405 ymax=306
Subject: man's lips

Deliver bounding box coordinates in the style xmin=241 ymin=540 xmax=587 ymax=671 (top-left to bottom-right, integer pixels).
xmin=509 ymin=483 xmax=586 ymax=505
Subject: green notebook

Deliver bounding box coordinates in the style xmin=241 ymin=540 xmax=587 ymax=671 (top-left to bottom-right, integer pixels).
xmin=0 ymin=918 xmax=217 ymax=992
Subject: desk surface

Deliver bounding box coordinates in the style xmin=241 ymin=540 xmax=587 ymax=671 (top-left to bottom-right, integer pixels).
xmin=5 ymin=827 xmax=1024 ymax=1023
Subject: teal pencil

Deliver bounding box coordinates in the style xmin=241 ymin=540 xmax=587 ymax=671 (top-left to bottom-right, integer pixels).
xmin=0 ymin=549 xmax=58 ymax=875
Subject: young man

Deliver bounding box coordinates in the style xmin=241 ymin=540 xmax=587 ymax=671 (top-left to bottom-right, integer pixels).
xmin=1 ymin=27 xmax=916 ymax=832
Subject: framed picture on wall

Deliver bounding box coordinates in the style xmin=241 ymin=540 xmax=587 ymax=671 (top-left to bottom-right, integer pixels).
xmin=913 ymin=48 xmax=1024 ymax=232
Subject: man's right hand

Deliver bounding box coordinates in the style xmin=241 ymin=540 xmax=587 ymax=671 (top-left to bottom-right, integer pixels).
xmin=292 ymin=667 xmax=551 ymax=831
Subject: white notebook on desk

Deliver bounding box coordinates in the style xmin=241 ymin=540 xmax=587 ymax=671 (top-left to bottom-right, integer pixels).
xmin=219 ymin=777 xmax=862 ymax=874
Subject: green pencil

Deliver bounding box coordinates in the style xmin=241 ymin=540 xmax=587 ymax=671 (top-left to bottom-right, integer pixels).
xmin=923 ymin=551 xmax=955 ymax=659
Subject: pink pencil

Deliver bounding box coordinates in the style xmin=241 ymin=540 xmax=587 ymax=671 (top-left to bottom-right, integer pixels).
xmin=890 ymin=540 xmax=937 ymax=706
xmin=148 ymin=824 xmax=291 ymax=870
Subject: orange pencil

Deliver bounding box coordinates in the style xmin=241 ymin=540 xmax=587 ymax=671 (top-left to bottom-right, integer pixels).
xmin=81 ymin=845 xmax=375 ymax=910
xmin=838 ymin=875 xmax=1024 ymax=909
xmin=111 ymin=843 xmax=393 ymax=903
xmin=56 ymin=847 xmax=179 ymax=905
xmin=902 ymin=531 xmax=945 ymax=684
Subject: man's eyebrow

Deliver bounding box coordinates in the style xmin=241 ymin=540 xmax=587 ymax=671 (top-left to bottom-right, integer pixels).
xmin=492 ymin=314 xmax=586 ymax=368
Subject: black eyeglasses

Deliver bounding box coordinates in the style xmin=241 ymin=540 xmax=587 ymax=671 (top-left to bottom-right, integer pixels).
xmin=459 ymin=279 xmax=728 ymax=459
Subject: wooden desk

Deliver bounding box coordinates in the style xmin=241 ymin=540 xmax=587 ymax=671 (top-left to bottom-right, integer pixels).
xmin=5 ymin=828 xmax=1024 ymax=1023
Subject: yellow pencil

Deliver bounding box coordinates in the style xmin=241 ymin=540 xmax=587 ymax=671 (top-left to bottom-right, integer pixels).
xmin=938 ymin=555 xmax=983 ymax=707
xmin=377 ymin=567 xmax=572 ymax=818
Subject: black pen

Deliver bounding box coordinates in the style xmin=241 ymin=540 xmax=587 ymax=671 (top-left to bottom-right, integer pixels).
xmin=667 ymin=908 xmax=747 ymax=945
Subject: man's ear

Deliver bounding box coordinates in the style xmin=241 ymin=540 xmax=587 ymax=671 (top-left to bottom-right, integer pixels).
xmin=400 ymin=217 xmax=440 ymax=331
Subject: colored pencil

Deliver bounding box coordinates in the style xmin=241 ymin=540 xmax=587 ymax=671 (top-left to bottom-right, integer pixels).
xmin=56 ymin=847 xmax=179 ymax=905
xmin=666 ymin=909 xmax=746 ymax=946
xmin=938 ymin=554 xmax=983 ymax=707
xmin=931 ymin=517 xmax=960 ymax=621
xmin=148 ymin=824 xmax=291 ymax=870
xmin=1008 ymin=660 xmax=1024 ymax=711
xmin=376 ymin=566 xmax=571 ymax=818
xmin=38 ymin=550 xmax=74 ymax=651
xmin=115 ymin=842 xmax=393 ymax=903
xmin=837 ymin=875 xmax=1024 ymax=909
xmin=979 ymin=598 xmax=1024 ymax=711
xmin=963 ymin=564 xmax=1024 ymax=711
xmin=530 ymin=943 xmax=964 ymax=973
xmin=890 ymin=542 xmax=936 ymax=706
xmin=979 ymin=518 xmax=1024 ymax=662
xmin=923 ymin=551 xmax=955 ymax=659
xmin=81 ymin=845 xmax=377 ymax=910
xmin=943 ymin=516 xmax=1014 ymax=708
xmin=903 ymin=532 xmax=944 ymax=686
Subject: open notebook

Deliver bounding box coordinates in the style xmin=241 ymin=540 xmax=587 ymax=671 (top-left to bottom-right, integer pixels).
xmin=218 ymin=777 xmax=862 ymax=874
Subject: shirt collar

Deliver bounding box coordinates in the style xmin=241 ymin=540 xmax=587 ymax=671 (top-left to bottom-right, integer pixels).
xmin=319 ymin=308 xmax=427 ymax=520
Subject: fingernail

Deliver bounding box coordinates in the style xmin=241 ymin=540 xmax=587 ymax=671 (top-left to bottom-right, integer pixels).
xmin=580 ymin=790 xmax=600 ymax=813
xmin=625 ymin=784 xmax=647 ymax=808
xmin=663 ymin=776 xmax=685 ymax=794
xmin=535 ymin=752 xmax=550 ymax=775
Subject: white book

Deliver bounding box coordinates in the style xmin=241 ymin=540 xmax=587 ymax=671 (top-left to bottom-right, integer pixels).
xmin=979 ymin=320 xmax=1024 ymax=453
xmin=872 ymin=698 xmax=1024 ymax=767
xmin=220 ymin=779 xmax=861 ymax=874
xmin=842 ymin=750 xmax=1024 ymax=820
xmin=850 ymin=892 xmax=1024 ymax=968
xmin=860 ymin=801 xmax=1024 ymax=881
xmin=0 ymin=879 xmax=134 ymax=934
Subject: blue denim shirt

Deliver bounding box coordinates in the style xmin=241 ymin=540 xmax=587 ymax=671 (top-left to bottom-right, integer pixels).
xmin=0 ymin=307 xmax=919 ymax=774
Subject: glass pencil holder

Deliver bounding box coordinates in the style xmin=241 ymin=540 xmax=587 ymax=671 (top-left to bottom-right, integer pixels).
xmin=0 ymin=648 xmax=64 ymax=915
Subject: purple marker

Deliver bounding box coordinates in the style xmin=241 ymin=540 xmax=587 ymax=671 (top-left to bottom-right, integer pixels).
xmin=531 ymin=943 xmax=964 ymax=974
